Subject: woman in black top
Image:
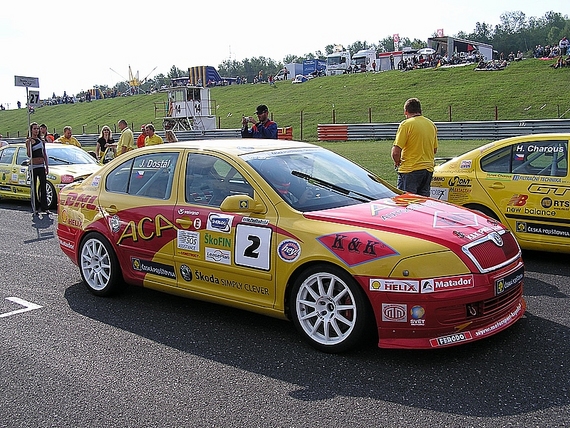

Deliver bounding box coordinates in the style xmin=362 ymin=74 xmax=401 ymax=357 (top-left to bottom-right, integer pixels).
xmin=25 ymin=122 xmax=49 ymax=214
xmin=95 ymin=125 xmax=116 ymax=160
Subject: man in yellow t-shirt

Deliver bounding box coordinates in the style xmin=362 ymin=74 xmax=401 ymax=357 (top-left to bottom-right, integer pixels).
xmin=144 ymin=124 xmax=164 ymax=146
xmin=56 ymin=126 xmax=81 ymax=147
xmin=391 ymin=98 xmax=438 ymax=197
xmin=117 ymin=119 xmax=134 ymax=155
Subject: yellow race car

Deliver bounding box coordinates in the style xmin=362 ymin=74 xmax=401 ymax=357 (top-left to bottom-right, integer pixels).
xmin=431 ymin=133 xmax=569 ymax=253
xmin=57 ymin=140 xmax=525 ymax=352
xmin=0 ymin=142 xmax=101 ymax=209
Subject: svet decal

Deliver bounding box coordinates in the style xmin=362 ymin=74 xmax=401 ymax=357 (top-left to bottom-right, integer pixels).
xmin=410 ymin=306 xmax=425 ymax=326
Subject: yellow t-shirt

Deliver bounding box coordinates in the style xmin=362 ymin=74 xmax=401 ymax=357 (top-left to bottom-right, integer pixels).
xmin=393 ymin=115 xmax=438 ymax=173
xmin=56 ymin=135 xmax=81 ymax=147
xmin=117 ymin=128 xmax=134 ymax=154
xmin=144 ymin=134 xmax=164 ymax=146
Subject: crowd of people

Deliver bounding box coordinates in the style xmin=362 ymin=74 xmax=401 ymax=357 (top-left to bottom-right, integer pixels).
xmin=19 ymin=120 xmax=180 ymax=168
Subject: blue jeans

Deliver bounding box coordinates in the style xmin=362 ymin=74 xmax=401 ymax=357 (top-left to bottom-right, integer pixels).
xmin=397 ymin=169 xmax=433 ymax=197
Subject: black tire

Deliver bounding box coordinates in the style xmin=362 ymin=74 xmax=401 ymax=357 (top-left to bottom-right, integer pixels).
xmin=79 ymin=232 xmax=123 ymax=296
xmin=289 ymin=264 xmax=371 ymax=353
xmin=46 ymin=182 xmax=57 ymax=210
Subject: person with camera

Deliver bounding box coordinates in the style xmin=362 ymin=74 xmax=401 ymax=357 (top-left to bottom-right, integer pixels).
xmin=241 ymin=104 xmax=278 ymax=139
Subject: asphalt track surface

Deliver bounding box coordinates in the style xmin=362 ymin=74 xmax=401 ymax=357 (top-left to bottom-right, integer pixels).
xmin=0 ymin=199 xmax=569 ymax=428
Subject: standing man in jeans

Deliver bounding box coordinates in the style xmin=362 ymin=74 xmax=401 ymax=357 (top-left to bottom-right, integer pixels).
xmin=391 ymin=98 xmax=438 ymax=197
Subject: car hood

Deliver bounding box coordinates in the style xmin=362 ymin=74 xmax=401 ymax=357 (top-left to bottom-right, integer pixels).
xmin=304 ymin=194 xmax=504 ymax=249
xmin=50 ymin=164 xmax=101 ymax=178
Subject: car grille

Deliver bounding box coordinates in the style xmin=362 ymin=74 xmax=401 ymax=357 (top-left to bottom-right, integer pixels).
xmin=462 ymin=230 xmax=520 ymax=273
xmin=437 ymin=282 xmax=523 ymax=324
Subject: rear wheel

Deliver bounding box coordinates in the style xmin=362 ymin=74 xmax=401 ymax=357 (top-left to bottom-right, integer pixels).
xmin=290 ymin=264 xmax=371 ymax=353
xmin=79 ymin=233 xmax=122 ymax=296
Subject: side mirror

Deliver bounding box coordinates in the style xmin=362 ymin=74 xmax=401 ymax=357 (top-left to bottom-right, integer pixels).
xmin=21 ymin=160 xmax=30 ymax=166
xmin=220 ymin=194 xmax=266 ymax=214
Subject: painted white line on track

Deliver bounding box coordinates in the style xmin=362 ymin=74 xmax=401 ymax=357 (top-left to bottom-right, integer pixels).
xmin=0 ymin=297 xmax=43 ymax=318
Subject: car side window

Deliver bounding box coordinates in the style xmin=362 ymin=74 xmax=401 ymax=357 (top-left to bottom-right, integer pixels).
xmin=185 ymin=153 xmax=253 ymax=207
xmin=510 ymin=140 xmax=568 ymax=177
xmin=480 ymin=146 xmax=512 ymax=173
xmin=0 ymin=147 xmax=16 ymax=164
xmin=16 ymin=147 xmax=29 ymax=166
xmin=106 ymin=152 xmax=179 ymax=199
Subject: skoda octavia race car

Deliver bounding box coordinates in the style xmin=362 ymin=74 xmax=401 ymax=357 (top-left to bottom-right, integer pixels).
xmin=431 ymin=133 xmax=569 ymax=253
xmin=0 ymin=143 xmax=101 ymax=209
xmin=57 ymin=140 xmax=525 ymax=352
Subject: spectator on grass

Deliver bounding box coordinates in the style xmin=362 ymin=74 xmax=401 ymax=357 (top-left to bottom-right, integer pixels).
xmin=559 ymin=37 xmax=569 ymax=56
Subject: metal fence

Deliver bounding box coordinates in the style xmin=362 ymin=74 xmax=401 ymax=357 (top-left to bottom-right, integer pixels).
xmin=318 ymin=119 xmax=570 ymax=141
xmin=5 ymin=119 xmax=570 ymax=145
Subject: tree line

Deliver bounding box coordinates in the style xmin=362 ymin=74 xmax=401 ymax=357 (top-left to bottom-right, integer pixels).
xmin=85 ymin=10 xmax=568 ymax=97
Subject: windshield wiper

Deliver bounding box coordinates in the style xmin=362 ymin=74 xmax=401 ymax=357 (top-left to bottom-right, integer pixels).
xmin=291 ymin=170 xmax=375 ymax=202
xmin=49 ymin=155 xmax=71 ymax=164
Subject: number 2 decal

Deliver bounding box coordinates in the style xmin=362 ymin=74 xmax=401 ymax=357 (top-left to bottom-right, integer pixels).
xmin=243 ymin=235 xmax=261 ymax=259
xmin=235 ymin=224 xmax=272 ymax=270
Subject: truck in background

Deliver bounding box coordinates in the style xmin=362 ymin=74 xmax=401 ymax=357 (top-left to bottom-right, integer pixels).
xmin=326 ymin=47 xmax=351 ymax=75
xmin=352 ymin=49 xmax=378 ymax=72
xmin=274 ymin=63 xmax=303 ymax=81
xmin=302 ymin=59 xmax=327 ymax=77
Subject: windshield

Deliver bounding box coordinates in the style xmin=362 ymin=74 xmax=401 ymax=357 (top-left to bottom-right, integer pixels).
xmin=47 ymin=146 xmax=98 ymax=165
xmin=243 ymin=147 xmax=397 ymax=212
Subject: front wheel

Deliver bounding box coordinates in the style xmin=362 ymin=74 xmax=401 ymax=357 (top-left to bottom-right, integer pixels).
xmin=79 ymin=233 xmax=123 ymax=296
xmin=46 ymin=182 xmax=57 ymax=209
xmin=290 ymin=264 xmax=371 ymax=353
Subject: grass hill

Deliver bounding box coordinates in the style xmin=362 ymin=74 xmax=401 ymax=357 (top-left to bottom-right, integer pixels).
xmin=1 ymin=58 xmax=567 ymax=142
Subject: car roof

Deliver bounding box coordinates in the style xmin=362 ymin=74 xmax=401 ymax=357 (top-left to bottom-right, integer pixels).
xmin=137 ymin=139 xmax=317 ymax=156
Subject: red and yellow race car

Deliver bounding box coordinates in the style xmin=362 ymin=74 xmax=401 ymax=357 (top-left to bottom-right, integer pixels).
xmin=57 ymin=140 xmax=525 ymax=352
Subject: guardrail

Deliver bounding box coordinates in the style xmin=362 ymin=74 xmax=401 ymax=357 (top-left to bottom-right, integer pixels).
xmin=318 ymin=119 xmax=570 ymax=141
xmin=4 ymin=126 xmax=295 ymax=146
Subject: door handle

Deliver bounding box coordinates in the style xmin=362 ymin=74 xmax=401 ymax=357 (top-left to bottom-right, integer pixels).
xmin=489 ymin=183 xmax=505 ymax=190
xmin=176 ymin=218 xmax=193 ymax=228
xmin=104 ymin=205 xmax=118 ymax=215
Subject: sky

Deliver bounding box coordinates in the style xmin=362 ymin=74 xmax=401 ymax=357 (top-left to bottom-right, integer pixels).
xmin=0 ymin=0 xmax=566 ymax=110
